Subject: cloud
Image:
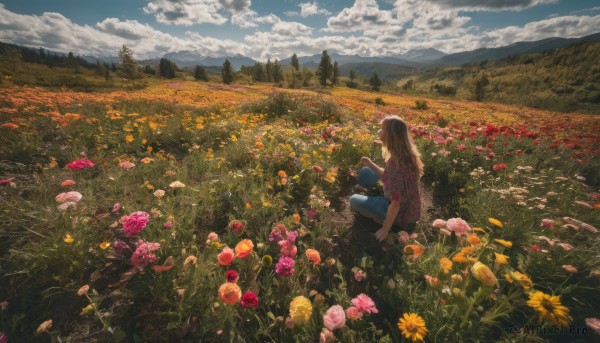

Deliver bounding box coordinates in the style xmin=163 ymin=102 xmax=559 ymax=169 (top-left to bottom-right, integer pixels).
xmin=285 ymin=2 xmax=331 ymax=17
xmin=231 ymin=10 xmax=279 ymax=28
xmin=325 ymin=0 xmax=394 ymax=33
xmin=218 ymin=0 xmax=251 ymax=13
xmin=423 ymin=0 xmax=558 ymax=11
xmin=143 ymin=0 xmax=228 ymax=26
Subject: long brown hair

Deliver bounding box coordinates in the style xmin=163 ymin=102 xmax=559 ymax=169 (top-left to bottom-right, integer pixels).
xmin=380 ymin=116 xmax=423 ymax=179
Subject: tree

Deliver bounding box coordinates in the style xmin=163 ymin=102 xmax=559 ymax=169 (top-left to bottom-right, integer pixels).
xmin=369 ymin=71 xmax=381 ymax=91
xmin=272 ymin=59 xmax=283 ymax=84
xmin=347 ymin=69 xmax=357 ymax=88
xmin=316 ymin=50 xmax=333 ymax=87
xmin=159 ymin=58 xmax=177 ymax=78
xmin=194 ymin=65 xmax=209 ymax=81
xmin=290 ymin=53 xmax=299 ymax=88
xmin=332 ymin=61 xmax=339 ymax=87
xmin=118 ymin=45 xmax=140 ymax=82
xmin=253 ymin=62 xmax=265 ymax=82
xmin=471 ymin=72 xmax=490 ymax=101
xmin=265 ymin=59 xmax=273 ymax=82
xmin=221 ymin=59 xmax=234 ymax=84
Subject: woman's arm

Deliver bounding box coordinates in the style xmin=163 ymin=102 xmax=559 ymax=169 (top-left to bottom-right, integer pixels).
xmin=374 ymin=199 xmax=401 ymax=242
xmin=361 ymin=157 xmax=384 ymax=178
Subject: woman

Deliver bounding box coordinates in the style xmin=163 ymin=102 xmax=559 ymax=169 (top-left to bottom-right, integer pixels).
xmin=349 ymin=116 xmax=423 ymax=242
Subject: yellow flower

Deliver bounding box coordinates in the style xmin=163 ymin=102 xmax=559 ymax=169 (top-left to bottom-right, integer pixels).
xmin=473 ymin=227 xmax=485 ymax=232
xmin=99 ymin=241 xmax=111 ymax=250
xmin=64 ymin=234 xmax=74 ymax=244
xmin=125 ymin=134 xmax=134 ymax=143
xmin=494 ymin=239 xmax=513 ymax=248
xmin=494 ymin=253 xmax=509 ymax=265
xmin=289 ymin=296 xmax=313 ymax=325
xmin=471 ymin=262 xmax=497 ymax=286
xmin=36 ymin=319 xmax=53 ymax=335
xmin=397 ymin=313 xmax=428 ymax=342
xmin=489 ymin=218 xmax=503 ymax=228
xmin=440 ymin=258 xmax=453 ymax=274
xmin=81 ymin=304 xmax=94 ymax=315
xmin=505 ymin=271 xmax=533 ymax=291
xmin=527 ymin=291 xmax=572 ymax=327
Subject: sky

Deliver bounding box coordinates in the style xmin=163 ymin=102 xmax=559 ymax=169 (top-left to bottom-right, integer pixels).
xmin=0 ymin=0 xmax=599 ymax=61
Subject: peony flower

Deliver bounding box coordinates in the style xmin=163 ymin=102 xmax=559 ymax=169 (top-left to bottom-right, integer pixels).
xmin=286 ymin=230 xmax=298 ymax=243
xmin=118 ymin=161 xmax=135 ymax=170
xmin=471 ymin=262 xmax=497 ymax=287
xmin=225 ymin=270 xmax=239 ymax=283
xmin=153 ymin=189 xmax=165 ymax=198
xmin=323 ymin=305 xmax=346 ymax=331
xmin=218 ymin=247 xmax=235 ymax=266
xmin=275 ymin=256 xmax=295 ymax=277
xmin=60 ymin=179 xmax=76 ymax=187
xmin=345 ymin=306 xmax=363 ymax=320
xmin=235 ymin=239 xmax=254 ymax=259
xmin=228 ymin=220 xmax=245 ymax=233
xmin=279 ymin=240 xmax=297 ymax=257
xmin=55 ymin=191 xmax=83 ymax=204
xmin=65 ymin=159 xmax=94 ymax=170
xmin=121 ymin=211 xmax=150 ymax=237
xmin=351 ymin=294 xmax=378 ymax=314
xmin=206 ymin=232 xmax=219 ymax=243
xmin=305 ymin=249 xmax=321 ymax=265
xmin=130 ymin=241 xmax=161 ymax=268
xmin=218 ymin=282 xmax=241 ymax=305
xmin=169 ymin=181 xmax=185 ymax=188
xmin=241 ymin=291 xmax=259 ymax=308
xmin=289 ymin=296 xmax=313 ymax=324
xmin=446 ymin=218 xmax=472 ymax=236
xmin=432 ymin=219 xmax=447 ymax=228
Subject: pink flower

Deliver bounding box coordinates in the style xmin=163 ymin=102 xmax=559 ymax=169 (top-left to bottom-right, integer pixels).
xmin=446 ymin=218 xmax=471 ymax=236
xmin=218 ymin=247 xmax=235 ymax=266
xmin=0 ymin=178 xmax=15 ymax=186
xmin=323 ymin=305 xmax=346 ymax=331
xmin=131 ymin=241 xmax=161 ymax=268
xmin=0 ymin=331 xmax=6 ymax=343
xmin=493 ymin=163 xmax=507 ymax=171
xmin=585 ymin=318 xmax=600 ymax=336
xmin=121 ymin=211 xmax=150 ymax=237
xmin=207 ymin=232 xmax=219 ymax=243
xmin=240 ymin=291 xmax=259 ymax=308
xmin=345 ymin=306 xmax=363 ymax=320
xmin=432 ymin=219 xmax=447 ymax=228
xmin=112 ymin=203 xmax=122 ymax=213
xmin=57 ymin=201 xmax=78 ymax=212
xmin=60 ymin=179 xmax=76 ymax=187
xmin=440 ymin=228 xmax=451 ymax=236
xmin=540 ymin=219 xmax=555 ymax=229
xmin=278 ymin=240 xmax=297 ymax=257
xmin=275 ymin=256 xmax=295 ymax=277
xmin=118 ymin=161 xmax=135 ymax=170
xmin=65 ymin=158 xmax=94 ymax=170
xmin=353 ymin=268 xmax=366 ymax=282
xmin=55 ymin=191 xmax=83 ymax=204
xmin=319 ymin=329 xmax=335 ymax=343
xmin=398 ymin=230 xmax=417 ymax=244
xmin=308 ymin=209 xmax=317 ymax=221
xmin=561 ymin=265 xmax=577 ymax=273
xmin=163 ymin=221 xmax=173 ymax=229
xmin=351 ymin=294 xmax=378 ymax=314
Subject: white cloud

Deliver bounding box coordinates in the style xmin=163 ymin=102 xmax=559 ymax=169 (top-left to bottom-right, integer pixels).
xmin=231 ymin=10 xmax=279 ymax=28
xmin=299 ymin=2 xmax=331 ymax=17
xmin=143 ymin=0 xmax=228 ymax=26
xmin=325 ymin=0 xmax=395 ymax=33
xmin=218 ymin=0 xmax=251 ymax=13
xmin=426 ymin=0 xmax=558 ymax=11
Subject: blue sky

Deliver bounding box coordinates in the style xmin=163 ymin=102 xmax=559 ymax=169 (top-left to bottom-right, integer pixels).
xmin=1 ymin=0 xmax=599 ymax=61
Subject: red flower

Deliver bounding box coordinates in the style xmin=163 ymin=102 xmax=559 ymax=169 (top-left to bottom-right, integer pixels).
xmin=226 ymin=270 xmax=239 ymax=283
xmin=240 ymin=291 xmax=258 ymax=308
xmin=65 ymin=159 xmax=94 ymax=170
xmin=313 ymin=165 xmax=324 ymax=173
xmin=531 ymin=244 xmax=541 ymax=252
xmin=493 ymin=163 xmax=507 ymax=171
xmin=228 ymin=220 xmax=245 ymax=233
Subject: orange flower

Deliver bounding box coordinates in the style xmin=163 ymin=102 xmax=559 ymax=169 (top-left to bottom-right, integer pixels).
xmin=235 ymin=239 xmax=254 ymax=259
xmin=218 ymin=247 xmax=235 ymax=266
xmin=218 ymin=282 xmax=242 ymax=305
xmin=404 ymin=244 xmax=425 ymax=258
xmin=305 ymin=249 xmax=321 ymax=265
xmin=466 ymin=234 xmax=481 ymax=245
xmin=293 ymin=213 xmax=301 ymax=224
xmin=452 ymin=252 xmax=467 ymax=263
xmin=440 ymin=258 xmax=453 ymax=274
xmin=278 ymin=170 xmax=287 ymax=178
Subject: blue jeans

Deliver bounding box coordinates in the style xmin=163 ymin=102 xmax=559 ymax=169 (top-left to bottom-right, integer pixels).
xmin=349 ymin=167 xmax=389 ymax=222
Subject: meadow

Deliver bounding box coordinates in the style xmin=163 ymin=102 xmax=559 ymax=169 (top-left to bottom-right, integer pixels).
xmin=0 ymin=79 xmax=599 ymax=342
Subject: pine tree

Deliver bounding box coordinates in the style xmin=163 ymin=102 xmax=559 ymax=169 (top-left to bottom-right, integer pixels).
xmin=369 ymin=71 xmax=381 ymax=91
xmin=253 ymin=62 xmax=265 ymax=82
xmin=290 ymin=53 xmax=299 ymax=88
xmin=471 ymin=72 xmax=490 ymax=101
xmin=221 ymin=59 xmax=234 ymax=84
xmin=194 ymin=65 xmax=209 ymax=81
xmin=332 ymin=61 xmax=339 ymax=87
xmin=265 ymin=59 xmax=273 ymax=82
xmin=347 ymin=69 xmax=357 ymax=88
xmin=118 ymin=45 xmax=140 ymax=82
xmin=272 ymin=59 xmax=283 ymax=84
xmin=316 ymin=50 xmax=333 ymax=87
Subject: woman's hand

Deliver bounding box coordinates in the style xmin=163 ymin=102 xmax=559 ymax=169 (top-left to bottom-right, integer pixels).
xmin=374 ymin=227 xmax=390 ymax=242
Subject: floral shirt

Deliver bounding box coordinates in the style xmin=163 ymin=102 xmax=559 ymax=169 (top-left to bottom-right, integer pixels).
xmin=382 ymin=157 xmax=421 ymax=227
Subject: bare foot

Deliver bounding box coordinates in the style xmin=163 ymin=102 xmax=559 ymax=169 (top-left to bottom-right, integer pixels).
xmin=372 ymin=216 xmax=383 ymax=224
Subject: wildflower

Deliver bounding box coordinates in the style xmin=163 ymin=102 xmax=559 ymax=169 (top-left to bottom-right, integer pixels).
xmin=353 ymin=267 xmax=366 ymax=281
xmin=121 ymin=211 xmax=150 ymax=237
xmin=140 ymin=157 xmax=154 ymax=164
xmin=153 ymin=189 xmax=165 ymax=198
xmin=562 ymin=265 xmax=577 ymax=273
xmin=432 ymin=219 xmax=446 ymax=228
xmin=112 ymin=203 xmax=122 ymax=213
xmin=64 ymin=234 xmax=74 ymax=243
xmin=131 ymin=241 xmax=161 ymax=268
xmin=289 ymin=296 xmax=313 ymax=324
xmin=320 ymin=329 xmax=335 ymax=343
xmin=397 ymin=313 xmax=428 ymax=342
xmin=471 ymin=262 xmax=497 ymax=286
xmin=241 ymin=291 xmax=259 ymax=308
xmin=313 ymin=165 xmax=324 ymax=173
xmin=65 ymin=159 xmax=94 ymax=170
xmin=305 ymin=249 xmax=321 ymax=265
xmin=446 ymin=218 xmax=471 ymax=236
xmin=351 ymin=294 xmax=378 ymax=314
xmin=404 ymin=244 xmax=425 ymax=258
xmin=206 ymin=232 xmax=219 ymax=243
xmin=235 ymin=239 xmax=254 ymax=259
xmin=218 ymin=247 xmax=235 ymax=266
xmin=60 ymin=179 xmax=76 ymax=187
xmin=345 ymin=306 xmax=363 ymax=320
xmin=323 ymin=305 xmax=346 ymax=331
xmin=278 ymin=170 xmax=287 ymax=178
xmin=55 ymin=191 xmax=83 ymax=204
xmin=493 ymin=163 xmax=507 ymax=171
xmin=494 ymin=253 xmax=509 ymax=265
xmin=77 ymin=285 xmax=89 ymax=296
xmin=275 ymin=256 xmax=295 ymax=277
xmin=99 ymin=241 xmax=111 ymax=250
xmin=279 ymin=240 xmax=297 ymax=257
xmin=58 ymin=202 xmax=77 ymax=212
xmin=262 ymin=255 xmax=273 ymax=267
xmin=81 ymin=304 xmax=94 ymax=315
xmin=424 ymin=275 xmax=441 ymax=289
xmin=184 ymin=255 xmax=198 ymax=266
xmin=36 ymin=319 xmax=53 ymax=335
xmin=228 ymin=220 xmax=245 ymax=233
xmin=218 ymin=282 xmax=242 ymax=305
xmin=440 ymin=258 xmax=453 ymax=274
xmin=293 ymin=213 xmax=301 ymax=224
xmin=163 ymin=221 xmax=173 ymax=229
xmin=488 ymin=218 xmax=503 ymax=228
xmin=169 ymin=181 xmax=185 ymax=188
xmin=466 ymin=234 xmax=481 ymax=245
xmin=505 ymin=271 xmax=533 ymax=291
xmin=494 ymin=239 xmax=513 ymax=248
xmin=0 ymin=301 xmax=7 ymax=311
xmin=527 ymin=291 xmax=571 ymax=327
xmin=452 ymin=252 xmax=467 ymax=263
xmin=585 ymin=318 xmax=600 ymax=336
xmin=541 ymin=219 xmax=555 ymax=229
xmin=225 ymin=270 xmax=239 ymax=283
xmin=118 ymin=161 xmax=135 ymax=170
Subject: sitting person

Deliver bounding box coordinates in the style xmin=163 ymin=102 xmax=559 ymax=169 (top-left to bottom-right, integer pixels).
xmin=350 ymin=116 xmax=423 ymax=242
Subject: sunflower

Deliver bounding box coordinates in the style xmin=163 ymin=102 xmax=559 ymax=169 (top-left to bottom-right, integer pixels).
xmin=527 ymin=291 xmax=572 ymax=327
xmin=397 ymin=313 xmax=428 ymax=342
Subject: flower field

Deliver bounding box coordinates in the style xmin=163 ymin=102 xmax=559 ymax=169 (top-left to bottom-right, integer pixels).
xmin=0 ymin=81 xmax=599 ymax=342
